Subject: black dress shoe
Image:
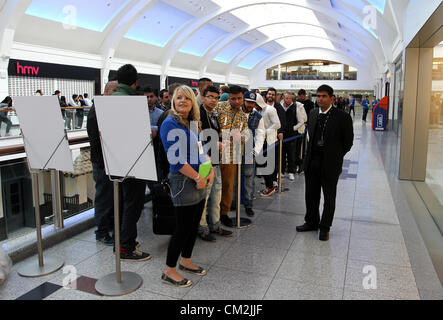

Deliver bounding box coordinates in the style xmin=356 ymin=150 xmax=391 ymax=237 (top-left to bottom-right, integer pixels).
xmin=220 ymin=215 xmax=234 ymax=228
xmin=319 ymin=230 xmax=330 ymax=241
xmin=210 ymin=227 xmax=233 ymax=237
xmin=96 ymin=234 xmax=114 ymax=246
xmin=245 ymin=208 xmax=255 ymax=217
xmin=198 ymin=232 xmax=216 ymax=242
xmin=296 ymin=223 xmax=319 ymax=232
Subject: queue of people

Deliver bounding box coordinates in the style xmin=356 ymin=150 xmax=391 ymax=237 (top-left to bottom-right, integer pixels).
xmin=86 ymin=64 xmax=354 ymax=288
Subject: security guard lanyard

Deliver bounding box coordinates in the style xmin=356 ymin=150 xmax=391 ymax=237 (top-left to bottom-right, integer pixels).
xmin=318 ymin=110 xmax=331 ymax=147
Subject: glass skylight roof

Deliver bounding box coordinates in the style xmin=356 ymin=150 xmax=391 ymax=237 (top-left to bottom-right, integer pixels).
xmin=179 ymin=24 xmax=229 ymax=56
xmin=214 ymin=38 xmax=251 ymax=64
xmin=20 ymin=0 xmax=389 ymax=73
xmin=330 ymin=0 xmax=380 ymax=39
xmin=25 ymin=0 xmax=130 ymax=32
xmin=367 ymin=0 xmax=386 ymax=14
xmin=238 ymin=48 xmax=271 ymax=70
xmin=125 ymin=1 xmax=194 ymax=47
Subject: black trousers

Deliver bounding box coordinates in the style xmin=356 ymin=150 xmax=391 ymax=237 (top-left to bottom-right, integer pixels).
xmin=282 ymin=140 xmax=296 ymax=174
xmin=294 ymin=135 xmax=304 ymax=169
xmin=166 ymin=199 xmax=206 ymax=268
xmin=120 ymin=178 xmax=146 ymax=252
xmin=264 ymin=141 xmax=280 ymax=189
xmin=304 ymin=156 xmax=339 ymax=232
xmin=76 ymin=110 xmax=84 ymax=129
xmin=362 ymin=108 xmax=369 ymax=121
xmin=349 ymin=106 xmax=355 ymax=117
xmin=92 ymin=163 xmax=114 ymax=238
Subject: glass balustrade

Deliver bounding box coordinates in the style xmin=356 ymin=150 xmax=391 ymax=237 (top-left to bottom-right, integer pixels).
xmin=0 ymin=106 xmax=90 ymax=140
xmin=0 ymin=146 xmax=95 ymax=246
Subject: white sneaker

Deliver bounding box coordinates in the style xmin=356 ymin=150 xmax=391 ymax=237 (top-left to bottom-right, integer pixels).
xmin=288 ymin=173 xmax=295 ymax=181
xmin=273 ymin=181 xmax=278 ymax=188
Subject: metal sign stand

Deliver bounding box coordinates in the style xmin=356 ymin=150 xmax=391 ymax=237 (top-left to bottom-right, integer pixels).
xmin=94 ymin=180 xmax=143 ymax=296
xmin=230 ymin=163 xmax=252 ymax=229
xmin=94 ymin=134 xmax=152 ymax=296
xmin=18 ymin=133 xmax=67 ymax=278
xmin=51 ymin=169 xmax=64 ymax=229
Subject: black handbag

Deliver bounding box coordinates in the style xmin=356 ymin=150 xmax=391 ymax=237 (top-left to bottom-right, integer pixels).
xmin=151 ymin=179 xmax=175 ymax=235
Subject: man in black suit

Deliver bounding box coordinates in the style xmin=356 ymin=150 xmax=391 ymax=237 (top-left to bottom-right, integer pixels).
xmin=296 ymin=85 xmax=354 ymax=241
xmin=265 ymin=88 xmax=287 ymax=187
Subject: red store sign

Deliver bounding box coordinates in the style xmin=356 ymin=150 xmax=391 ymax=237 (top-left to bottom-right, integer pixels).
xmin=16 ymin=61 xmax=40 ymax=75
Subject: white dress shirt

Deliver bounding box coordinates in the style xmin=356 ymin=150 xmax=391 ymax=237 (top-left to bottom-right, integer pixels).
xmin=319 ymin=104 xmax=333 ymax=114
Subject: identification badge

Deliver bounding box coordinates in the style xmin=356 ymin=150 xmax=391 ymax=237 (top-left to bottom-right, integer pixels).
xmin=197 ymin=141 xmax=204 ymax=155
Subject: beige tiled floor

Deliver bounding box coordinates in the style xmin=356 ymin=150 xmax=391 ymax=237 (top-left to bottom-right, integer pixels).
xmin=1 ymin=113 xmax=442 ymax=300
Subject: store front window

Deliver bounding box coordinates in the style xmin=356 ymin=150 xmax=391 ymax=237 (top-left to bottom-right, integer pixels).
xmin=412 ymin=41 xmax=443 ymax=233
xmin=266 ymin=60 xmax=357 ymax=81
xmin=392 ymin=59 xmax=404 ymax=134
xmin=425 ymin=42 xmax=443 ymax=214
xmin=266 ymin=65 xmax=279 ymax=80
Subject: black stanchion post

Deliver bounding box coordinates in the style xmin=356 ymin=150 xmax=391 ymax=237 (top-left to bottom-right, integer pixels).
xmin=278 ymin=140 xmax=282 ymax=193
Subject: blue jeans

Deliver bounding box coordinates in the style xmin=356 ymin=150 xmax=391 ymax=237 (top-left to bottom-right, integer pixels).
xmin=0 ymin=113 xmax=12 ymax=134
xmin=242 ymin=163 xmax=256 ymax=209
xmin=199 ymin=166 xmax=222 ymax=233
xmin=76 ymin=110 xmax=84 ymax=129
xmin=232 ymin=163 xmax=256 ymax=209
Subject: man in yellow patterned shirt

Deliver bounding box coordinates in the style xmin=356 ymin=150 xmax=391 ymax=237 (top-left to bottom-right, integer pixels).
xmin=215 ymin=85 xmax=250 ymax=228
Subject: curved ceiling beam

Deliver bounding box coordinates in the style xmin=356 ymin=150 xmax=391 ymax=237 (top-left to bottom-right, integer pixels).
xmin=161 ymin=0 xmax=380 ymax=76
xmin=386 ymin=0 xmax=402 ymax=37
xmin=98 ymin=0 xmax=158 ymax=89
xmin=99 ymin=0 xmax=158 ymax=56
xmin=224 ymin=34 xmax=373 ymax=80
xmin=199 ymin=20 xmax=377 ymax=77
xmin=0 ymin=0 xmax=32 ymax=62
xmin=334 ymin=0 xmax=395 ymax=62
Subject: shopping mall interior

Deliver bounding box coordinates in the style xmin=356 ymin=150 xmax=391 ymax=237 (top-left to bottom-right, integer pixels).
xmin=0 ymin=0 xmax=442 ymax=302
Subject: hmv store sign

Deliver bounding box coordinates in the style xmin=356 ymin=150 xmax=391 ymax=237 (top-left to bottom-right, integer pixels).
xmin=16 ymin=61 xmax=40 ymax=75
xmin=8 ymin=59 xmax=100 ymax=81
xmin=9 ymin=59 xmax=44 ymax=77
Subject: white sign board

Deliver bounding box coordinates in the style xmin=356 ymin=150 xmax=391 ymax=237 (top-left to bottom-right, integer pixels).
xmin=13 ymin=96 xmax=74 ymax=172
xmin=93 ymin=96 xmax=157 ymax=181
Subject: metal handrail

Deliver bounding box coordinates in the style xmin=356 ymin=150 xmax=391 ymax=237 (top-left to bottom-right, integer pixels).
xmin=0 ymin=106 xmax=92 ymax=112
xmin=0 ymin=133 xmax=90 ymax=157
